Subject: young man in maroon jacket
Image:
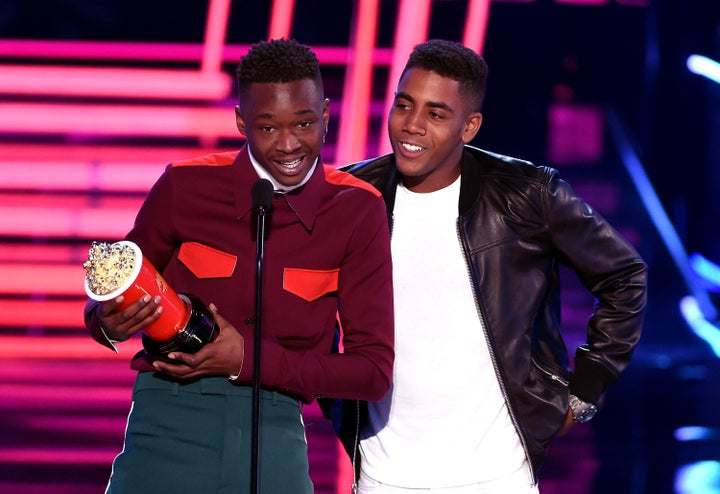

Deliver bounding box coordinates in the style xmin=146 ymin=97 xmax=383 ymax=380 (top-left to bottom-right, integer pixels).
xmin=84 ymin=39 xmax=394 ymax=494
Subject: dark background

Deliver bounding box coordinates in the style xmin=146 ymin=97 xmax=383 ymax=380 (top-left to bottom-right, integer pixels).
xmin=2 ymin=0 xmax=717 ymax=258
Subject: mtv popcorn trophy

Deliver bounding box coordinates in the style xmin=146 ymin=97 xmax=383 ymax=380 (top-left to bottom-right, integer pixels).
xmin=83 ymin=241 xmax=218 ymax=357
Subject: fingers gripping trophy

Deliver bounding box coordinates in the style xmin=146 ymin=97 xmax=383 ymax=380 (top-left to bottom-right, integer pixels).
xmin=83 ymin=240 xmax=218 ymax=357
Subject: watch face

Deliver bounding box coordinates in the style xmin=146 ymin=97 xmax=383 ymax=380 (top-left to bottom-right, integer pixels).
xmin=574 ymin=405 xmax=597 ymax=423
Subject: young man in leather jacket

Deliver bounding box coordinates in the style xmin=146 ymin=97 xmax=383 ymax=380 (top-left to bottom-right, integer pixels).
xmin=325 ymin=39 xmax=647 ymax=494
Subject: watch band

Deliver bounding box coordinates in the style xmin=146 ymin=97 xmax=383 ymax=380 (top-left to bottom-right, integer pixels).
xmin=569 ymin=394 xmax=598 ymax=423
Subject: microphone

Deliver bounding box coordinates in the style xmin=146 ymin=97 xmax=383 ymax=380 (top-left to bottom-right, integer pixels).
xmin=251 ymin=178 xmax=274 ymax=215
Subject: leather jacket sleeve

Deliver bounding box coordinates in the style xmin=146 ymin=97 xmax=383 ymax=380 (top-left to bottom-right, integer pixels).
xmin=544 ymin=172 xmax=646 ymax=403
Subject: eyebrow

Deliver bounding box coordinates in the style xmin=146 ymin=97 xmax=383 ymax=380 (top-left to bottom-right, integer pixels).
xmin=395 ymin=91 xmax=454 ymax=113
xmin=255 ymin=109 xmax=317 ymax=120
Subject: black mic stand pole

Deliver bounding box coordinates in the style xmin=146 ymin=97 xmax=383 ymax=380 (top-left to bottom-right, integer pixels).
xmin=251 ymin=183 xmax=272 ymax=494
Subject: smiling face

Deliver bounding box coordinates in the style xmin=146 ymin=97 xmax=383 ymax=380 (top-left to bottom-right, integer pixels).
xmin=235 ymin=79 xmax=329 ymax=187
xmin=388 ymin=68 xmax=482 ymax=193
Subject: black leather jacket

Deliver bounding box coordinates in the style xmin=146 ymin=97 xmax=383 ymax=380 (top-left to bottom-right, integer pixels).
xmin=324 ymin=146 xmax=647 ymax=482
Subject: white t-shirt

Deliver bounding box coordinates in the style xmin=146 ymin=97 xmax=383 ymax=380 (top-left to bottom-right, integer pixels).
xmin=359 ymin=177 xmax=532 ymax=488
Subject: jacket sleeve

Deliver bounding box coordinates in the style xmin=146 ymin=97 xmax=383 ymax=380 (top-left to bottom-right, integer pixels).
xmin=84 ymin=299 xmax=120 ymax=351
xmin=82 ymin=165 xmax=178 ymax=349
xmin=544 ymin=172 xmax=647 ymax=404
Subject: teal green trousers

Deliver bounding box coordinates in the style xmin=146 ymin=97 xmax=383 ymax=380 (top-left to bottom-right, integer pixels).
xmin=106 ymin=372 xmax=313 ymax=494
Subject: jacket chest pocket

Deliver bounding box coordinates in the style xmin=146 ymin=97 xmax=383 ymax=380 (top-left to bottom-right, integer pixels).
xmin=283 ymin=267 xmax=339 ymax=302
xmin=177 ymin=242 xmax=237 ymax=279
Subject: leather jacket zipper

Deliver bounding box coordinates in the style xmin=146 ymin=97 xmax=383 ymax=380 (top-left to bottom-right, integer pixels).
xmin=531 ymin=357 xmax=569 ymax=387
xmin=351 ymin=399 xmax=360 ymax=493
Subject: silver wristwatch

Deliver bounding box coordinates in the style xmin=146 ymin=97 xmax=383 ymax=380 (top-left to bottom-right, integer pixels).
xmin=569 ymin=394 xmax=598 ymax=423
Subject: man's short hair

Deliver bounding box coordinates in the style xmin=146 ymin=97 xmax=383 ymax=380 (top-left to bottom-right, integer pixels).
xmin=402 ymin=39 xmax=488 ymax=112
xmin=236 ymin=38 xmax=323 ymax=100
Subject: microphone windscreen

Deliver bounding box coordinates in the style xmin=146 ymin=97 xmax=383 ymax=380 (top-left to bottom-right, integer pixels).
xmin=251 ymin=178 xmax=274 ymax=212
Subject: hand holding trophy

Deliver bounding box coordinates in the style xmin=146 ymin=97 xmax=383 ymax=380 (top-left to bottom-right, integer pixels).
xmin=83 ymin=240 xmax=218 ymax=357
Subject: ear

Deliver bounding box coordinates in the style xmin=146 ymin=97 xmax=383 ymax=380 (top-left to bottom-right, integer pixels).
xmin=322 ymin=98 xmax=330 ymax=130
xmin=235 ymin=105 xmax=246 ymax=137
xmin=461 ymin=112 xmax=482 ymax=144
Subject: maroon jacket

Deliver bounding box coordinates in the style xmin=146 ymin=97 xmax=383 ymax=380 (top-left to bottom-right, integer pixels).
xmin=85 ymin=146 xmax=394 ymax=404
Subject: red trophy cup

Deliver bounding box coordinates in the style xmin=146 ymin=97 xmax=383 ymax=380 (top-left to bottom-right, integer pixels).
xmin=83 ymin=240 xmax=218 ymax=357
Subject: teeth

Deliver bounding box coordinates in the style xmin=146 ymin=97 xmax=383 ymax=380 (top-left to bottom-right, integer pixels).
xmin=401 ymin=142 xmax=423 ymax=152
xmin=278 ymin=158 xmax=302 ymax=168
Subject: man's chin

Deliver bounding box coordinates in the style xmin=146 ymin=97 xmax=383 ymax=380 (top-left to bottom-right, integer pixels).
xmin=272 ymin=169 xmax=309 ymax=188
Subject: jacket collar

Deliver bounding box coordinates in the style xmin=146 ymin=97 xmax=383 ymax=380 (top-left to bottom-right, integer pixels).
xmin=232 ymin=144 xmax=325 ymax=231
xmin=458 ymin=147 xmax=484 ymax=216
xmin=347 ymin=146 xmax=487 ymax=217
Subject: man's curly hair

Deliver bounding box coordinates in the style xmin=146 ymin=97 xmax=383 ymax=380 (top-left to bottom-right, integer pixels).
xmin=236 ymin=38 xmax=323 ymax=100
xmin=402 ymin=39 xmax=488 ymax=112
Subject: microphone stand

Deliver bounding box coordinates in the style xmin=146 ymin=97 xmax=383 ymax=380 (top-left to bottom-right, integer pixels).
xmin=251 ymin=202 xmax=269 ymax=494
xmin=249 ymin=178 xmax=273 ymax=494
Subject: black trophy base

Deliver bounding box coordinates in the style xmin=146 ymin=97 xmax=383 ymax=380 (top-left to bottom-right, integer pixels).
xmin=142 ymin=293 xmax=218 ymax=357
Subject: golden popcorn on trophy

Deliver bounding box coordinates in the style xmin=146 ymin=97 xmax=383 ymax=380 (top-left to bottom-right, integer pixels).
xmin=83 ymin=240 xmax=218 ymax=357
